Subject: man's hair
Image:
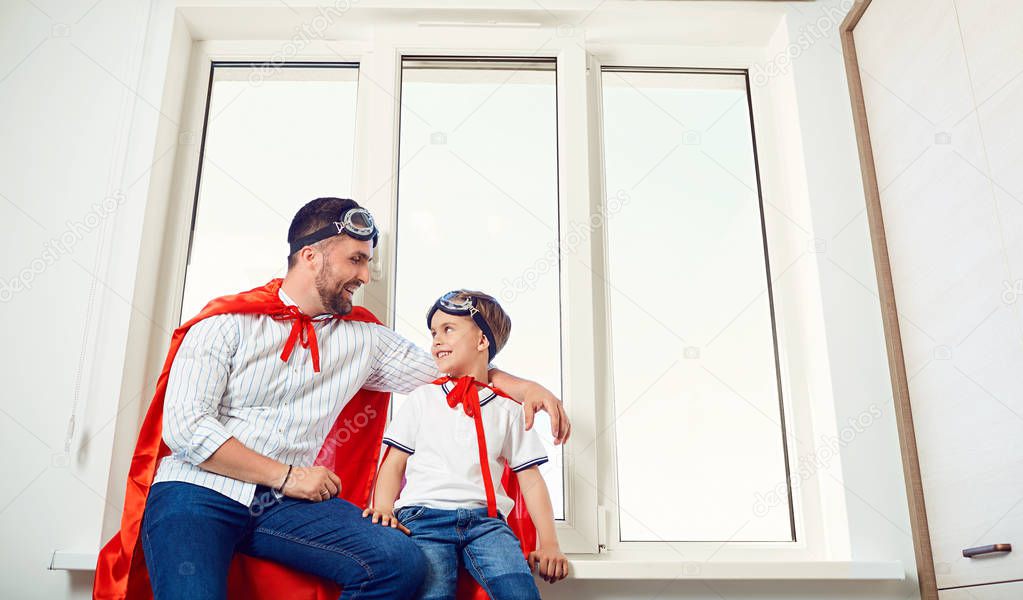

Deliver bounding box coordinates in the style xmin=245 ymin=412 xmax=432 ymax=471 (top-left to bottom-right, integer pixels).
xmin=287 ymin=197 xmax=362 ymax=269
xmin=432 ymin=290 xmax=512 ymax=357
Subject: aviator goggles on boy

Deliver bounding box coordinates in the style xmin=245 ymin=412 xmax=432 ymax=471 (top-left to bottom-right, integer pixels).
xmin=427 ymin=291 xmax=497 ymax=361
xmin=288 ymin=207 xmax=379 ymax=255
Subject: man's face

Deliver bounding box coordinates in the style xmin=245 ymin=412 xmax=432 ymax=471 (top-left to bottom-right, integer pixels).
xmin=313 ymin=235 xmax=373 ymax=315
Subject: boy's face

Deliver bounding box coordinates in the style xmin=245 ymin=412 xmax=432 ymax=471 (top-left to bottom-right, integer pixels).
xmin=429 ymin=311 xmax=489 ymax=376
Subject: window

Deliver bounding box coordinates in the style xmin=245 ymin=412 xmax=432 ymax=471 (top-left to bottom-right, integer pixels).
xmin=153 ymin=36 xmax=818 ymax=564
xmin=180 ymin=63 xmax=359 ymax=320
xmin=601 ymin=68 xmax=793 ymax=542
xmin=391 ymin=57 xmax=565 ymax=518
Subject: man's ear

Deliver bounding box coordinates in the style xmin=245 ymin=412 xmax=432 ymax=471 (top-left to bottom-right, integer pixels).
xmin=299 ymin=246 xmax=321 ymax=269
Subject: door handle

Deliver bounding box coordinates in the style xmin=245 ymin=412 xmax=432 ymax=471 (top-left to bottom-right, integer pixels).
xmin=963 ymin=543 xmax=1012 ymax=558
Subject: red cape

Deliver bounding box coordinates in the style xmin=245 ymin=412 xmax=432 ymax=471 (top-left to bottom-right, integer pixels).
xmin=93 ymin=279 xmax=536 ymax=600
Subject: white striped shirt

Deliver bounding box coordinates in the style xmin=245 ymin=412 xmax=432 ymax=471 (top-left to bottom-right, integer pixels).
xmin=153 ymin=288 xmax=440 ymax=505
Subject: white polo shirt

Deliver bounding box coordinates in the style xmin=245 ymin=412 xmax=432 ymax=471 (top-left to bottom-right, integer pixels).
xmin=383 ymin=381 xmax=549 ymax=516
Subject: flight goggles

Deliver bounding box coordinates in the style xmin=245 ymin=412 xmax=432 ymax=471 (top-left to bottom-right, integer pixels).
xmin=288 ymin=207 xmax=379 ymax=255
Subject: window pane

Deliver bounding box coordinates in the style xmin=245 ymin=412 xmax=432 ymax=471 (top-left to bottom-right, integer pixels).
xmin=181 ymin=64 xmax=359 ymax=320
xmin=392 ymin=58 xmax=564 ymax=519
xmin=602 ymin=70 xmax=793 ymax=541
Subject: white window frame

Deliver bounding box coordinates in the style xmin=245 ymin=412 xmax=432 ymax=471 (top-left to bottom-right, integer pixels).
xmin=587 ymin=46 xmax=819 ymax=562
xmin=368 ymin=27 xmax=603 ymax=555
xmin=74 ymin=5 xmax=905 ymax=580
xmin=167 ymin=31 xmax=601 ymax=555
xmin=168 ymin=32 xmax=834 ymax=561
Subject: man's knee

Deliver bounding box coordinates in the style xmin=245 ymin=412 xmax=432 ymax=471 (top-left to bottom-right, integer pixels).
xmin=374 ymin=532 xmax=427 ymax=593
xmin=144 ymin=502 xmax=197 ymax=528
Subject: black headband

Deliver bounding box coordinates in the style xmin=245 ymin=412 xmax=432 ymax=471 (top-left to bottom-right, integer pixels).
xmin=427 ymin=295 xmax=499 ymax=361
xmin=288 ymin=207 xmax=378 ymax=255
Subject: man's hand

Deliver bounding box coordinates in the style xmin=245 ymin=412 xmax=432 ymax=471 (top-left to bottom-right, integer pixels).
xmin=527 ymin=546 xmax=569 ymax=583
xmin=488 ymin=369 xmax=572 ymax=444
xmin=361 ymin=506 xmax=411 ymax=536
xmin=283 ymin=466 xmax=342 ymax=502
xmin=522 ymin=387 xmax=571 ymax=445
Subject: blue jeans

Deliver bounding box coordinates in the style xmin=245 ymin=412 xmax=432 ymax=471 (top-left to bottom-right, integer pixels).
xmin=395 ymin=505 xmax=540 ymax=600
xmin=141 ymin=481 xmax=426 ymax=600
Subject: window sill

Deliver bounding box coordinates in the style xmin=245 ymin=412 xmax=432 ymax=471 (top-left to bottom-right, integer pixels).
xmin=563 ymin=556 xmax=904 ymax=581
xmin=52 ymin=550 xmax=903 ymax=581
xmin=50 ymin=551 xmax=99 ymax=571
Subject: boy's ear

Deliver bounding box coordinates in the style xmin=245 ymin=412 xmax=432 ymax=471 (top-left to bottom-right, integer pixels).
xmin=477 ymin=331 xmax=490 ymax=353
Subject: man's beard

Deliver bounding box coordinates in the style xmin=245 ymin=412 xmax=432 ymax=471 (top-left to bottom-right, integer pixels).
xmin=314 ymin=258 xmax=354 ymax=316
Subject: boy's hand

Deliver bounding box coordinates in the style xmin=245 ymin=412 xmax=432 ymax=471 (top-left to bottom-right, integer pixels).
xmin=527 ymin=546 xmax=569 ymax=583
xmin=361 ymin=507 xmax=411 ymax=536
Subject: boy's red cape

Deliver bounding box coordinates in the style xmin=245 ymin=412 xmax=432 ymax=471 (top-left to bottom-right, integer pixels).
xmin=93 ymin=278 xmax=537 ymax=600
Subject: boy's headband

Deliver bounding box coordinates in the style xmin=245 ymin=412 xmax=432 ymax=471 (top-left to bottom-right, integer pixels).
xmin=427 ymin=291 xmax=498 ymax=361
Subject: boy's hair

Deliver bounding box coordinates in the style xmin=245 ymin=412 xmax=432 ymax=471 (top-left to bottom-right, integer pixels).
xmin=433 ymin=290 xmax=512 ymax=357
xmin=287 ymin=197 xmax=363 ymax=269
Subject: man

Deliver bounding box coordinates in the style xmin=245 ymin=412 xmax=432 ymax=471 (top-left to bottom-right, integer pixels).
xmin=94 ymin=197 xmax=570 ymax=600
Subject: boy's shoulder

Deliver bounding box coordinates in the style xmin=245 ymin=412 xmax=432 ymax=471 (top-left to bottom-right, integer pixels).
xmin=410 ymin=381 xmax=520 ymax=408
xmin=485 ymin=392 xmax=527 ymax=422
xmin=409 ymin=381 xmax=447 ymax=400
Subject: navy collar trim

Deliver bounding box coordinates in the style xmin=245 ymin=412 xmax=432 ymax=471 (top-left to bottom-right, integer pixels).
xmin=440 ymin=381 xmax=497 ymax=406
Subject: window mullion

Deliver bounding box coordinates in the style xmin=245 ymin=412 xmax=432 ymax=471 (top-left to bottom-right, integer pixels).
xmin=352 ymin=44 xmax=400 ymax=324
xmin=553 ymin=42 xmax=602 ymax=555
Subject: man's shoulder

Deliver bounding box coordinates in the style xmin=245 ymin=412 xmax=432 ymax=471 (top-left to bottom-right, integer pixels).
xmin=183 ymin=312 xmax=241 ymax=337
xmin=330 ymin=317 xmax=378 ymax=333
xmin=331 ymin=318 xmax=397 ymax=340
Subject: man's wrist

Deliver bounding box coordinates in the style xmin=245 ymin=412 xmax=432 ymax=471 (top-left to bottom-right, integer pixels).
xmin=262 ymin=462 xmax=290 ymax=489
xmin=277 ymin=464 xmax=294 ymax=491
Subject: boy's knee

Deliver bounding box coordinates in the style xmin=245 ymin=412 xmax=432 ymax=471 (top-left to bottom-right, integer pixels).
xmin=484 ymin=573 xmax=541 ymax=600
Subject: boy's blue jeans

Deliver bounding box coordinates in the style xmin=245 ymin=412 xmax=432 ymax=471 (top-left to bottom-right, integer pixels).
xmin=395 ymin=505 xmax=540 ymax=600
xmin=141 ymin=481 xmax=426 ymax=600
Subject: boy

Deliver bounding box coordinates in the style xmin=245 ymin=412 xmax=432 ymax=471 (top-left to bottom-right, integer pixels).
xmin=362 ymin=290 xmax=569 ymax=599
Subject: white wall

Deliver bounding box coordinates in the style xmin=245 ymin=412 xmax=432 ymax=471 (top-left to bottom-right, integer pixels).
xmin=0 ymin=1 xmax=920 ymax=598
xmin=781 ymin=0 xmax=920 ymax=585
xmin=0 ymin=0 xmax=169 ymax=598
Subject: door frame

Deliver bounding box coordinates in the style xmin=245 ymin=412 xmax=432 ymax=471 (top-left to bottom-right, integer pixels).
xmin=839 ymin=1 xmax=938 ymax=598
